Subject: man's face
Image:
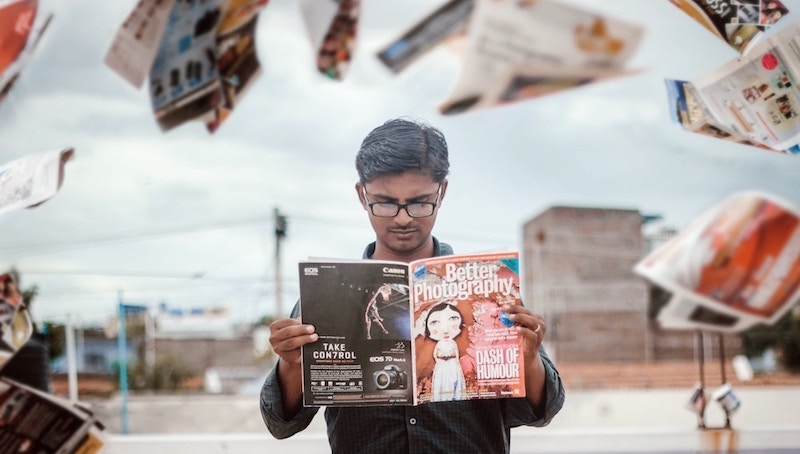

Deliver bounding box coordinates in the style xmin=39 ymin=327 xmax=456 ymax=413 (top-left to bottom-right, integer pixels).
xmin=356 ymin=172 xmax=446 ymax=261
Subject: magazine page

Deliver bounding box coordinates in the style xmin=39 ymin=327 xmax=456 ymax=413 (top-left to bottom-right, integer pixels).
xmin=0 ymin=0 xmax=53 ymax=106
xmin=0 ymin=377 xmax=103 ymax=454
xmin=666 ymin=0 xmax=789 ymax=54
xmin=0 ymin=148 xmax=74 ymax=218
xmin=376 ymin=0 xmax=474 ymax=75
xmin=104 ymin=0 xmax=176 ymax=89
xmin=0 ymin=299 xmax=33 ymax=371
xmin=148 ymin=0 xmax=226 ymax=132
xmin=409 ymin=251 xmax=525 ymax=404
xmin=474 ymin=62 xmax=640 ymax=111
xmin=663 ymin=78 xmax=790 ymax=153
xmin=634 ymin=191 xmax=800 ymax=333
xmin=298 ymin=0 xmax=360 ymax=80
xmin=438 ymin=0 xmax=644 ymax=115
xmin=299 ymin=259 xmax=415 ymax=407
xmin=691 ymin=22 xmax=800 ymax=151
xmin=204 ymin=0 xmax=269 ymax=133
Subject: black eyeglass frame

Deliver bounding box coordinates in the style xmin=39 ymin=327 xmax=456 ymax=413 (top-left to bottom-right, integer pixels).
xmin=362 ymin=184 xmax=442 ymax=218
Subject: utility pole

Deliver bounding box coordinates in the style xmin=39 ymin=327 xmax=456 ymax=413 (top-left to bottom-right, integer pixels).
xmin=274 ymin=207 xmax=288 ymax=318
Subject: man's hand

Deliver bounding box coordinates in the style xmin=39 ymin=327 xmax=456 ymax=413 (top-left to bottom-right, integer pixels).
xmin=269 ymin=318 xmax=319 ymax=365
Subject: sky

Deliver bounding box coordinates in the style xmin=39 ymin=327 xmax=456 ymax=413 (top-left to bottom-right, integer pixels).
xmin=1 ymin=0 xmax=800 ymax=328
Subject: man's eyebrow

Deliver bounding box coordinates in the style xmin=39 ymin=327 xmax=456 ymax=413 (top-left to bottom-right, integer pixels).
xmin=371 ymin=191 xmax=437 ymax=202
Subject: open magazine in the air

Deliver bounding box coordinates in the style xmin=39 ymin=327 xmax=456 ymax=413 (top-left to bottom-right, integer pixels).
xmin=667 ymin=0 xmax=790 ymax=54
xmin=437 ymin=0 xmax=645 ymax=115
xmin=634 ymin=191 xmax=800 ymax=333
xmin=0 ymin=0 xmax=53 ymax=107
xmin=298 ymin=251 xmax=526 ymax=407
xmin=105 ymin=0 xmax=269 ymax=133
xmin=0 ymin=377 xmax=106 ymax=453
xmin=0 ymin=148 xmax=75 ymax=219
xmin=664 ymin=78 xmax=786 ymax=152
xmin=686 ymin=22 xmax=800 ymax=153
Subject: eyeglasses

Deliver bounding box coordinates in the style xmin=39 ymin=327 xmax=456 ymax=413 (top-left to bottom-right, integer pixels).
xmin=363 ymin=184 xmax=441 ymax=218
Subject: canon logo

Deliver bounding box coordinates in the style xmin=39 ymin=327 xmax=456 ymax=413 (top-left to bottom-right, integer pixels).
xmin=383 ymin=267 xmax=405 ymax=274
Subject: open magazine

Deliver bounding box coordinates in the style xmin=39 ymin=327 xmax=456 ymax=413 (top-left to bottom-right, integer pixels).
xmin=105 ymin=0 xmax=269 ymax=133
xmin=0 ymin=148 xmax=74 ymax=218
xmin=299 ymin=251 xmax=525 ymax=407
xmin=667 ymin=0 xmax=790 ymax=54
xmin=0 ymin=0 xmax=53 ymax=106
xmin=0 ymin=377 xmax=106 ymax=453
xmin=663 ymin=78 xmax=786 ymax=153
xmin=690 ymin=22 xmax=800 ymax=152
xmin=437 ymin=0 xmax=644 ymax=115
xmin=376 ymin=0 xmax=474 ymax=75
xmin=634 ymin=191 xmax=800 ymax=333
xmin=299 ymin=0 xmax=360 ymax=80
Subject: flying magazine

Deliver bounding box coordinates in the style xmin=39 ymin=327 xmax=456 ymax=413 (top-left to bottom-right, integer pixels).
xmin=298 ymin=250 xmax=526 ymax=407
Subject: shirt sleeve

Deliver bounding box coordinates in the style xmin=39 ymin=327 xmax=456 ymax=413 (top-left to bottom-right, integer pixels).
xmin=506 ymin=345 xmax=566 ymax=427
xmin=260 ymin=359 xmax=320 ymax=439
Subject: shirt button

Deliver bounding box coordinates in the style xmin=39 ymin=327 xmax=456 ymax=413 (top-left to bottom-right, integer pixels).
xmin=409 ymin=418 xmax=417 ymax=425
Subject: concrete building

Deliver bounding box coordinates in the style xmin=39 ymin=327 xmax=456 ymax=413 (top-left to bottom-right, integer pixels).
xmin=522 ymin=205 xmax=741 ymax=364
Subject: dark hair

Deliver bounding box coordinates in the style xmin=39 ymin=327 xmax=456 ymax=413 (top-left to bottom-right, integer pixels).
xmin=355 ymin=118 xmax=450 ymax=184
xmin=423 ymin=302 xmax=464 ymax=338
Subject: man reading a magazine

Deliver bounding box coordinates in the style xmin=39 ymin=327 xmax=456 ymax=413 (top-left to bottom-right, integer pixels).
xmin=260 ymin=118 xmax=565 ymax=453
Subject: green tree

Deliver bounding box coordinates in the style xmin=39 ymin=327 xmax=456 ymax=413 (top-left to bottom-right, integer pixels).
xmin=741 ymin=302 xmax=800 ymax=371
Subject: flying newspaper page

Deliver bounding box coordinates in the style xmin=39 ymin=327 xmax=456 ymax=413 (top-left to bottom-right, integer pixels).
xmin=376 ymin=0 xmax=474 ymax=75
xmin=634 ymin=191 xmax=800 ymax=333
xmin=691 ymin=22 xmax=800 ymax=151
xmin=299 ymin=0 xmax=360 ymax=80
xmin=0 ymin=148 xmax=74 ymax=218
xmin=663 ymin=78 xmax=792 ymax=153
xmin=104 ymin=0 xmax=177 ymax=89
xmin=0 ymin=0 xmax=52 ymax=106
xmin=667 ymin=0 xmax=790 ymax=54
xmin=0 ymin=275 xmax=32 ymax=369
xmin=204 ymin=0 xmax=269 ymax=133
xmin=438 ymin=0 xmax=645 ymax=115
xmin=148 ymin=0 xmax=227 ymax=132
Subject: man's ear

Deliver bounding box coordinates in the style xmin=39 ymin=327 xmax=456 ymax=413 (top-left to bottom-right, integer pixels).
xmin=355 ymin=182 xmax=368 ymax=209
xmin=438 ymin=180 xmax=448 ymax=205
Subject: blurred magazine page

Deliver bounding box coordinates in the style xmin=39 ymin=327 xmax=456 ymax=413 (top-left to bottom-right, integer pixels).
xmin=299 ymin=0 xmax=360 ymax=80
xmin=474 ymin=63 xmax=640 ymax=111
xmin=0 ymin=147 xmax=74 ymax=218
xmin=0 ymin=377 xmax=105 ymax=453
xmin=666 ymin=0 xmax=784 ymax=54
xmin=0 ymin=298 xmax=32 ymax=369
xmin=634 ymin=191 xmax=800 ymax=333
xmin=204 ymin=0 xmax=268 ymax=133
xmin=438 ymin=0 xmax=644 ymax=115
xmin=376 ymin=0 xmax=474 ymax=75
xmin=104 ymin=0 xmax=176 ymax=89
xmin=663 ymin=78 xmax=790 ymax=153
xmin=691 ymin=22 xmax=800 ymax=151
xmin=148 ymin=0 xmax=225 ymax=132
xmin=0 ymin=0 xmax=52 ymax=105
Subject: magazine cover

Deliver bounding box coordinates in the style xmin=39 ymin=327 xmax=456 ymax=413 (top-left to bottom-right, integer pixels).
xmin=409 ymin=251 xmax=525 ymax=404
xmin=634 ymin=191 xmax=800 ymax=333
xmin=299 ymin=250 xmax=526 ymax=406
